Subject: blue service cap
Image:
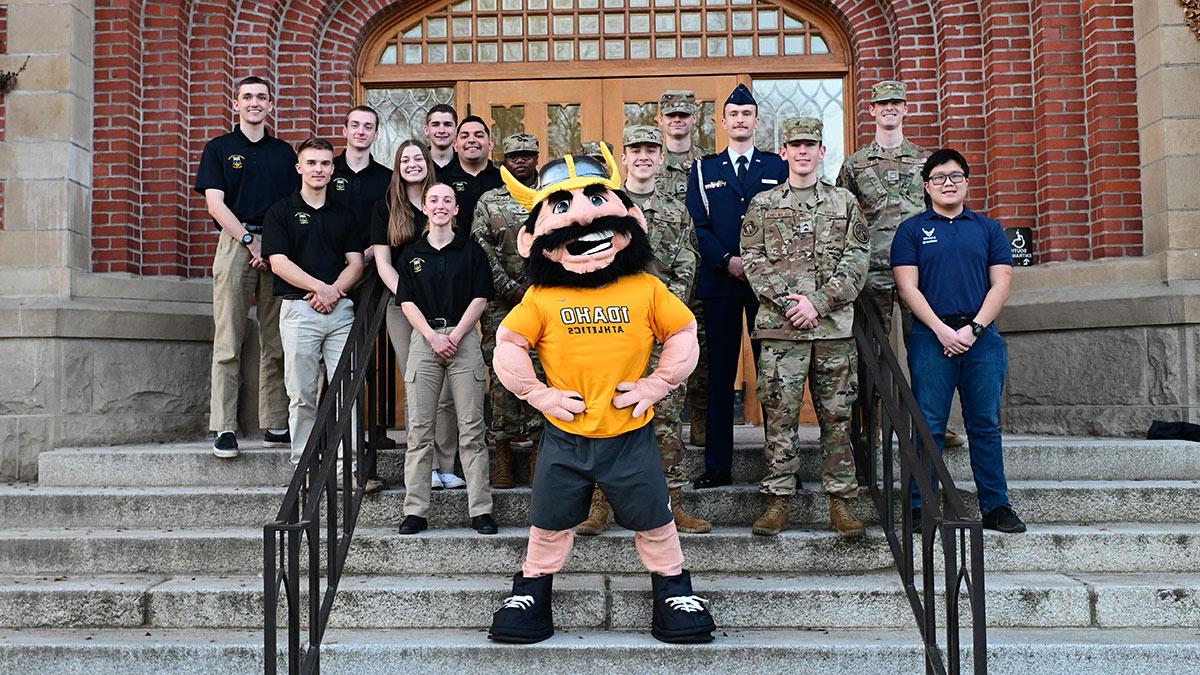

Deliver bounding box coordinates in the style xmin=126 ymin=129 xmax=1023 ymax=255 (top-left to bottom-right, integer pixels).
xmin=725 ymin=83 xmax=756 ymax=106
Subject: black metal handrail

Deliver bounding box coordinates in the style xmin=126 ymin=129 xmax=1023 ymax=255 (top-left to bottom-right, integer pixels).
xmin=850 ymin=299 xmax=987 ymax=675
xmin=263 ymin=274 xmax=393 ymax=674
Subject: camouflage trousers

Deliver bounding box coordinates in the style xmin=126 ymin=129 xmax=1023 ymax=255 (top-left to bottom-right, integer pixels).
xmin=651 ymin=343 xmax=690 ymax=489
xmin=683 ymin=298 xmax=707 ymax=413
xmin=482 ymin=305 xmax=544 ymax=443
xmin=757 ymin=338 xmax=860 ymax=497
xmin=858 ymin=270 xmax=912 ymax=343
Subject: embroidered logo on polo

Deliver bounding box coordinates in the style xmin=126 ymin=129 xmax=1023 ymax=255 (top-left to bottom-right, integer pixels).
xmin=409 ymin=257 xmax=425 ymax=274
xmin=333 ymin=178 xmax=350 ymax=192
xmin=295 ymin=212 xmax=311 ymax=226
xmin=559 ymin=305 xmax=631 ymax=335
xmin=451 ymin=181 xmax=469 ymax=193
xmin=921 ymin=227 xmax=938 ymax=245
xmin=228 ymin=154 xmax=245 ymax=170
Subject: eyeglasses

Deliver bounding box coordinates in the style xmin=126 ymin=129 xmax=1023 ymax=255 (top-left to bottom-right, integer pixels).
xmin=928 ymin=172 xmax=966 ymax=186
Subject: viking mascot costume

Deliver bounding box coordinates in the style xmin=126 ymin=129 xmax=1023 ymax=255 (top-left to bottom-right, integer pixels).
xmin=486 ymin=145 xmax=717 ymax=644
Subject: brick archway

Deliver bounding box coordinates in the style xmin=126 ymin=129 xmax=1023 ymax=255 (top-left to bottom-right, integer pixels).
xmin=89 ymin=0 xmax=1142 ymax=278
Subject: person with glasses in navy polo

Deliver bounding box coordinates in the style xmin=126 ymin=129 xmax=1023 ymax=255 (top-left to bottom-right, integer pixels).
xmin=890 ymin=148 xmax=1025 ymax=534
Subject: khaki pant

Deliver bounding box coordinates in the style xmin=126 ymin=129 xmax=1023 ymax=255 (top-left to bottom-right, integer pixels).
xmin=385 ymin=304 xmax=458 ymax=471
xmin=210 ymin=232 xmax=288 ymax=432
xmin=404 ymin=326 xmax=491 ymax=518
xmin=279 ymin=299 xmax=354 ymax=462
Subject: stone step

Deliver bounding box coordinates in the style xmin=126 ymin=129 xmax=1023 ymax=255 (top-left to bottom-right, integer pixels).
xmin=37 ymin=431 xmax=1200 ymax=488
xmin=0 ymin=526 xmax=894 ymax=576
xmin=4 ymin=479 xmax=1199 ymax=530
xmin=3 ymin=626 xmax=1200 ymax=675
xmin=4 ymin=522 xmax=1200 ymax=577
xmin=5 ymin=571 xmax=1195 ymax=632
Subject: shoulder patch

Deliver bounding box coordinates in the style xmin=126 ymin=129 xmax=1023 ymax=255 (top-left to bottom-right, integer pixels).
xmin=741 ymin=214 xmax=760 ymax=237
xmin=853 ymin=219 xmax=870 ymax=244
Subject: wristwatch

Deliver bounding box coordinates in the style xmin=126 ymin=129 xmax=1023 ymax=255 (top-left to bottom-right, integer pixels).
xmin=240 ymin=233 xmax=255 ymax=246
xmin=720 ymin=252 xmax=734 ymax=268
xmin=970 ymin=321 xmax=985 ymax=337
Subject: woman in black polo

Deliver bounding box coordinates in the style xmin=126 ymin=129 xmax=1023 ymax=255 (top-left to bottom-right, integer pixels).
xmin=372 ymin=140 xmax=465 ymax=492
xmin=395 ymin=183 xmax=496 ymax=535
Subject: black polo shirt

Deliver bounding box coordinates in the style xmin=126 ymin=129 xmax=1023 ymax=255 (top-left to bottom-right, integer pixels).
xmin=438 ymin=160 xmax=503 ymax=233
xmin=330 ymin=152 xmax=391 ymax=249
xmin=194 ymin=126 xmax=299 ymax=232
xmin=262 ymin=192 xmax=360 ymax=298
xmin=395 ymin=229 xmax=494 ymax=326
xmin=369 ymin=198 xmax=428 ymax=261
xmin=433 ymin=151 xmax=459 ymax=174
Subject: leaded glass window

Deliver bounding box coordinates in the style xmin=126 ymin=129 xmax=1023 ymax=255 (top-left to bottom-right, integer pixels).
xmin=376 ymin=0 xmax=831 ymax=66
xmin=752 ymin=78 xmax=844 ymax=183
xmin=364 ymin=86 xmax=457 ymax=169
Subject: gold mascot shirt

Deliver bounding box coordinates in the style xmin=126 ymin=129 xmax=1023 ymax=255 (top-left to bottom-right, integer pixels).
xmin=502 ymin=272 xmax=694 ymax=438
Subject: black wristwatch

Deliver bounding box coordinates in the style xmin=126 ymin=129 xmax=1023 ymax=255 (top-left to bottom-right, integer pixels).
xmin=970 ymin=321 xmax=985 ymax=337
xmin=720 ymin=252 xmax=734 ymax=268
xmin=240 ymin=233 xmax=255 ymax=246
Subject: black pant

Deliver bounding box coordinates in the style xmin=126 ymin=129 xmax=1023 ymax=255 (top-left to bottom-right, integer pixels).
xmin=701 ymin=294 xmax=760 ymax=472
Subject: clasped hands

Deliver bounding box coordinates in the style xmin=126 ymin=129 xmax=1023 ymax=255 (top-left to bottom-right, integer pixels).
xmin=785 ymin=293 xmax=820 ymax=330
xmin=937 ymin=324 xmax=977 ymax=357
xmin=303 ymin=283 xmax=344 ymax=314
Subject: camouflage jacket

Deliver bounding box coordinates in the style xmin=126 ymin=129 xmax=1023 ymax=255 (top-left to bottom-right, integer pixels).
xmin=740 ymin=180 xmax=870 ymax=341
xmin=626 ymin=186 xmax=698 ymax=303
xmin=655 ymin=145 xmax=703 ymax=202
xmin=836 ymin=139 xmax=929 ymax=272
xmin=471 ymin=185 xmax=530 ymax=307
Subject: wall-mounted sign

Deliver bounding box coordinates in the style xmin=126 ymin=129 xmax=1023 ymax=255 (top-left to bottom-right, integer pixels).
xmin=1006 ymin=227 xmax=1033 ymax=266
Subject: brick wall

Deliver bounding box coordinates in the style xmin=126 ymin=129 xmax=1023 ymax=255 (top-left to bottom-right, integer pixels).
xmin=88 ymin=0 xmax=1144 ymax=277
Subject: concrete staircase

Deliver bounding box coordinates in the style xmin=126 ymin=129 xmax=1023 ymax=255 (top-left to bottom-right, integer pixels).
xmin=2 ymin=428 xmax=1200 ymax=674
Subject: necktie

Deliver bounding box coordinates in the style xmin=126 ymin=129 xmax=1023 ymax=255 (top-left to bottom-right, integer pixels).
xmin=736 ymin=156 xmax=749 ymax=184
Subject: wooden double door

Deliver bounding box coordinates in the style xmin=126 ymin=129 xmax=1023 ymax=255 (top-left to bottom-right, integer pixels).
xmin=466 ymin=75 xmax=742 ymax=160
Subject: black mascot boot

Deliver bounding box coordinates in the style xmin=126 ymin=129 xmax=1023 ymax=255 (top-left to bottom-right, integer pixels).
xmin=650 ymin=569 xmax=715 ymax=643
xmin=488 ymin=572 xmax=555 ymax=643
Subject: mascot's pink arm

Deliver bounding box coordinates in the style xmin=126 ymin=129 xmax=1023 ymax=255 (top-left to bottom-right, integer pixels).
xmin=494 ymin=326 xmax=588 ymax=422
xmin=612 ymin=320 xmax=699 ymax=417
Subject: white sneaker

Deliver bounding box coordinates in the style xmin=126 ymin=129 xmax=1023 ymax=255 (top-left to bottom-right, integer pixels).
xmin=431 ymin=470 xmax=444 ymax=490
xmin=439 ymin=472 xmax=467 ymax=489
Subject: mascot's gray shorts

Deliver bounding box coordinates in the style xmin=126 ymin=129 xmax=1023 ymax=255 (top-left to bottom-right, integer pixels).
xmin=529 ymin=422 xmax=673 ymax=532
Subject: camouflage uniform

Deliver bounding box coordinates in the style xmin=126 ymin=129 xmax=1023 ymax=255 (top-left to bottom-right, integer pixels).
xmin=653 ymin=90 xmax=709 ymax=436
xmin=836 ymin=81 xmax=930 ymax=338
xmin=622 ymin=125 xmax=699 ymax=488
xmin=472 ymin=133 xmax=544 ymax=445
xmin=740 ymin=118 xmax=870 ymax=498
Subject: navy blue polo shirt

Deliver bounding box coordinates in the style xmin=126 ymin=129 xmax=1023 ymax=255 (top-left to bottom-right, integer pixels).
xmin=329 ymin=152 xmax=392 ymax=249
xmin=261 ymin=192 xmax=360 ymax=298
xmin=395 ymin=229 xmax=494 ymax=326
xmin=890 ymin=206 xmax=1012 ymax=318
xmin=194 ymin=126 xmax=300 ymax=232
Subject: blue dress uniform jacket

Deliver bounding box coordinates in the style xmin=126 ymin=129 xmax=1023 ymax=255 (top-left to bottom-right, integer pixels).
xmin=686 ymin=148 xmax=789 ymax=299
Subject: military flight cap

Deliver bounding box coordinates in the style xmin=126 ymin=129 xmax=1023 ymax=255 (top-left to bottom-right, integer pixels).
xmin=502 ymin=132 xmax=539 ymax=155
xmin=622 ymin=125 xmax=663 ymax=147
xmin=725 ymin=83 xmax=756 ymax=106
xmin=782 ymin=117 xmax=823 ymax=144
xmin=870 ymin=80 xmax=908 ymax=103
xmin=659 ymin=90 xmax=697 ymax=115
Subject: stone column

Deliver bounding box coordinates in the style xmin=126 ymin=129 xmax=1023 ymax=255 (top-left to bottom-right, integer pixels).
xmin=0 ymin=1 xmax=212 ymax=480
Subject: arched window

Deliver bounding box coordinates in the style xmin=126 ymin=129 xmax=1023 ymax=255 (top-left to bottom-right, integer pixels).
xmin=359 ymin=0 xmax=852 ymax=179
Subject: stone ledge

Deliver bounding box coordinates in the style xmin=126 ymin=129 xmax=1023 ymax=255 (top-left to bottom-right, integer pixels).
xmin=1001 ymin=279 xmax=1200 ymax=332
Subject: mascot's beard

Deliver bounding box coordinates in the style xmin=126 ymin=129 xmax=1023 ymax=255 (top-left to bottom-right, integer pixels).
xmin=526 ymin=214 xmax=654 ymax=289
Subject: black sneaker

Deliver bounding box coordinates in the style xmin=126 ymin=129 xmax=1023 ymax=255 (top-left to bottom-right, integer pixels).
xmin=982 ymin=505 xmax=1027 ymax=533
xmin=650 ymin=569 xmax=716 ymax=644
xmin=212 ymin=432 xmax=238 ymax=459
xmin=263 ymin=429 xmax=290 ymax=448
xmin=472 ymin=514 xmax=499 ymax=535
xmin=691 ymin=470 xmax=732 ymax=489
xmin=397 ymin=515 xmax=428 ymax=535
xmin=489 ymin=573 xmax=554 ymax=643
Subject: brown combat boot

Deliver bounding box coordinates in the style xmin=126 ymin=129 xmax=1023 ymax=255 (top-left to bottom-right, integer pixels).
xmin=829 ymin=495 xmax=865 ymax=538
xmin=491 ymin=440 xmax=515 ymax=489
xmin=525 ymin=439 xmax=539 ymax=485
xmin=944 ymin=429 xmax=965 ymax=448
xmin=751 ymin=495 xmax=790 ymax=536
xmin=575 ymin=486 xmax=609 ymax=535
xmin=670 ymin=488 xmax=712 ymax=534
xmin=688 ymin=407 xmax=706 ymax=446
